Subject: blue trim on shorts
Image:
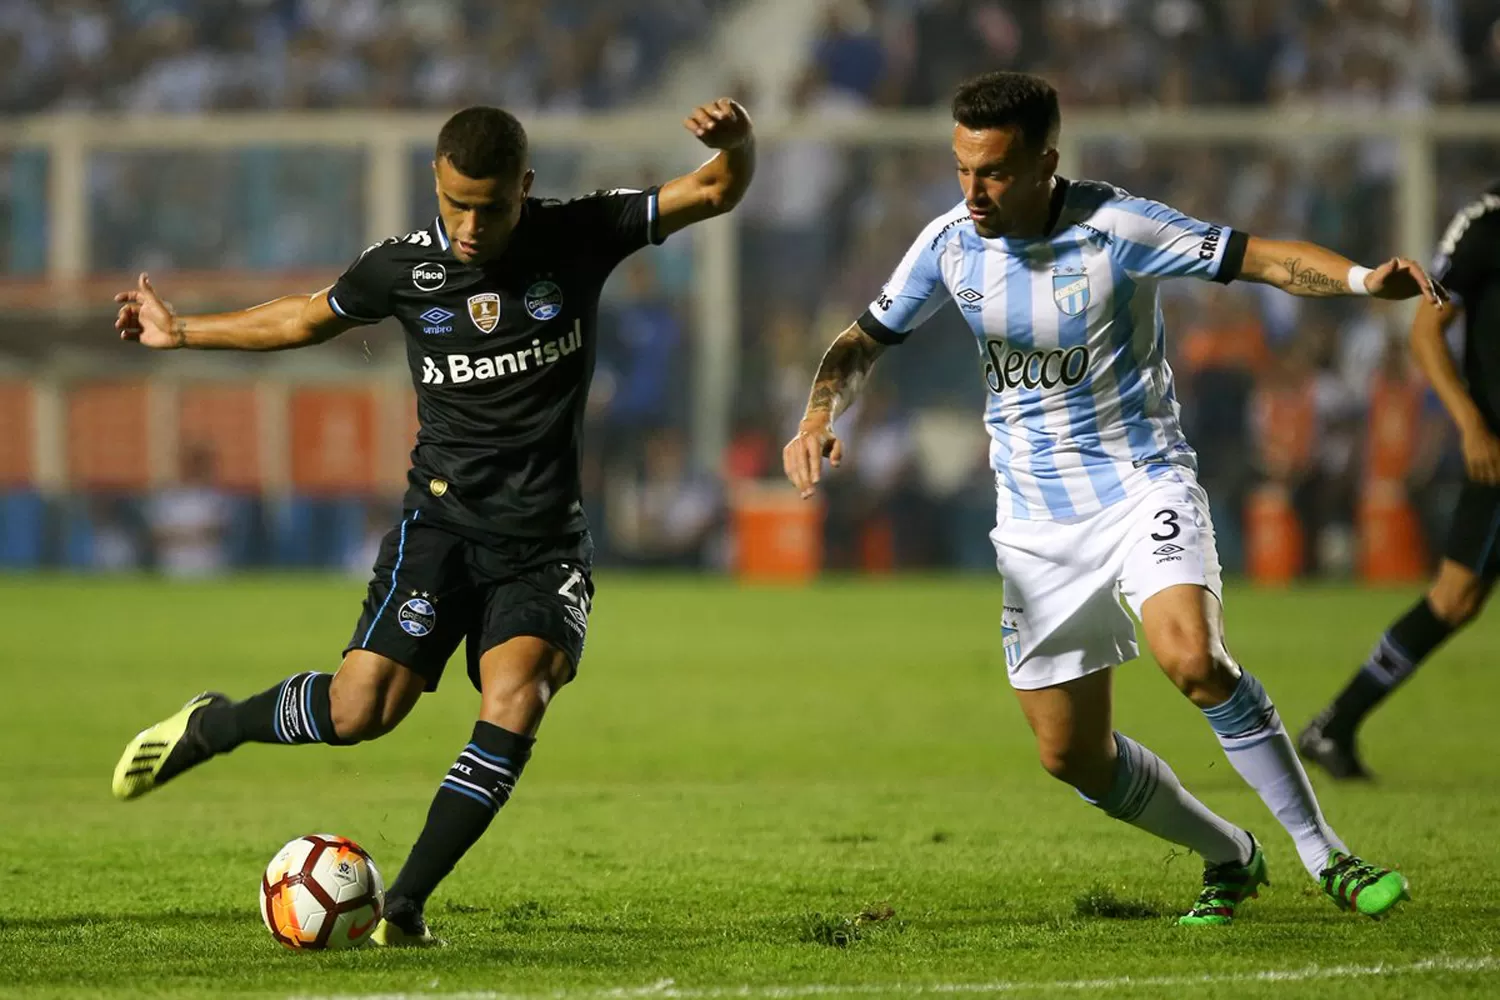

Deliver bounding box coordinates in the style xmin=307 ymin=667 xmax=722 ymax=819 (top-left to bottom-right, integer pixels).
xmin=362 ymin=511 xmax=419 ymax=646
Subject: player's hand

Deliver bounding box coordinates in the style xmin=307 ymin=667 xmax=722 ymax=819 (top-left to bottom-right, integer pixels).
xmin=1364 ymin=257 xmax=1447 ymax=306
xmin=1460 ymin=424 xmax=1500 ymax=485
xmin=784 ymin=416 xmax=843 ymax=499
xmin=683 ymin=98 xmax=752 ymax=150
xmin=114 ymin=272 xmax=184 ymax=349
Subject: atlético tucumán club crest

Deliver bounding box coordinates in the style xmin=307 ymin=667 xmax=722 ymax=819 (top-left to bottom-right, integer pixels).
xmin=1001 ymin=623 xmax=1021 ymax=670
xmin=467 ymin=292 xmax=500 ymax=333
xmin=1052 ymin=272 xmax=1090 ymax=316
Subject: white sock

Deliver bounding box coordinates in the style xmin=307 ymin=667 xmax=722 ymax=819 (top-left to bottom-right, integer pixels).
xmin=1203 ymin=670 xmax=1348 ymax=878
xmin=1087 ymin=732 xmax=1252 ymax=865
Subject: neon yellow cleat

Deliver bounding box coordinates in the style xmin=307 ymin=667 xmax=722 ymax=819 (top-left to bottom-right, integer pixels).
xmin=371 ymin=909 xmax=444 ymax=948
xmin=110 ymin=692 xmax=225 ymax=801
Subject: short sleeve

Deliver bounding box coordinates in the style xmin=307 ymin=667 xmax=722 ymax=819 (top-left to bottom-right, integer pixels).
xmin=327 ymin=242 xmax=395 ymax=324
xmin=1102 ymin=195 xmax=1247 ymax=284
xmin=569 ymin=188 xmax=664 ymax=269
xmin=1432 ymin=211 xmax=1498 ymax=306
xmin=857 ymin=223 xmax=952 ymax=346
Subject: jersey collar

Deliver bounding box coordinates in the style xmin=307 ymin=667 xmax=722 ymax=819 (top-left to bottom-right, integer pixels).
xmin=977 ymin=176 xmax=1071 ymax=251
xmin=1043 ymin=176 xmax=1071 ymax=237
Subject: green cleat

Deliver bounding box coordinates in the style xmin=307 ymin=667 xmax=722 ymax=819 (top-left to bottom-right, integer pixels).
xmin=1179 ymin=835 xmax=1270 ymax=926
xmin=111 ymin=692 xmax=225 ymax=801
xmin=1319 ymin=852 xmax=1409 ymax=918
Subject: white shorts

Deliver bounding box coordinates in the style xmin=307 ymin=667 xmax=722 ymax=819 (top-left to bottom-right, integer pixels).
xmin=992 ymin=474 xmax=1223 ymax=691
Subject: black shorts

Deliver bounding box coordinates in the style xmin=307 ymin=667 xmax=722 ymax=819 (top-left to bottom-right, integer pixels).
xmin=1443 ymin=480 xmax=1500 ymax=577
xmin=345 ymin=513 xmax=594 ymax=692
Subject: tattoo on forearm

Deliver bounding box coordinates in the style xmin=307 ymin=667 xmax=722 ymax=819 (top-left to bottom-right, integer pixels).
xmin=808 ymin=329 xmax=883 ymax=419
xmin=1282 ymin=257 xmax=1345 ymax=295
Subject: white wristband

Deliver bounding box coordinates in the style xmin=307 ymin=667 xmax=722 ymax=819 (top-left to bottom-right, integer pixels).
xmin=1347 ymin=265 xmax=1373 ymax=295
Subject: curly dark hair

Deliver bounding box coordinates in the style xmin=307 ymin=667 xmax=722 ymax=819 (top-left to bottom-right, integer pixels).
xmin=951 ymin=72 xmax=1060 ymax=150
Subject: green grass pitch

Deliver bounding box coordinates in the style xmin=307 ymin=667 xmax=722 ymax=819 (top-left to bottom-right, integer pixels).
xmin=1 ymin=574 xmax=1497 ymax=999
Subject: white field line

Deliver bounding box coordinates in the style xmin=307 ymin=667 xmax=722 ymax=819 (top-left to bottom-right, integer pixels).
xmin=291 ymin=953 xmax=1500 ymax=1000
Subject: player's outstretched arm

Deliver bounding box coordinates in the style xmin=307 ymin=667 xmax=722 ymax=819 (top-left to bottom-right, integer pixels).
xmin=783 ymin=323 xmax=886 ymax=499
xmin=114 ymin=272 xmax=358 ymax=351
xmin=1408 ymin=296 xmax=1500 ymax=483
xmin=655 ymin=98 xmax=755 ymax=239
xmin=1237 ymin=237 xmax=1446 ymax=303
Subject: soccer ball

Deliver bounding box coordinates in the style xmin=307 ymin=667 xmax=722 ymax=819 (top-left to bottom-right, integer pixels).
xmin=260 ymin=834 xmax=384 ymax=950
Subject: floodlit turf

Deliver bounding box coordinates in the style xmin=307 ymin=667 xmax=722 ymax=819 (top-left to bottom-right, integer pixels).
xmin=1 ymin=574 xmax=1497 ymax=999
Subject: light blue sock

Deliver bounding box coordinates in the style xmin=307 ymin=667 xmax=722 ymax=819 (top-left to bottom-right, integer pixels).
xmin=1203 ymin=671 xmax=1346 ymax=877
xmin=1084 ymin=732 xmax=1250 ymax=865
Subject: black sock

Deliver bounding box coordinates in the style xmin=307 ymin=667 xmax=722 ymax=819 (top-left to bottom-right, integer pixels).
xmin=1325 ymin=599 xmax=1453 ymax=737
xmin=199 ymin=672 xmax=345 ymax=753
xmin=388 ymin=721 xmax=534 ymax=908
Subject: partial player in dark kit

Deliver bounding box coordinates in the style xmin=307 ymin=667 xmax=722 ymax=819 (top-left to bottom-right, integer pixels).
xmin=1300 ymin=189 xmax=1500 ymax=781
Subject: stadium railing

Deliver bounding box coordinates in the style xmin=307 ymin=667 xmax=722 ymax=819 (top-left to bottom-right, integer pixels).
xmin=0 ymin=108 xmax=1496 ymax=570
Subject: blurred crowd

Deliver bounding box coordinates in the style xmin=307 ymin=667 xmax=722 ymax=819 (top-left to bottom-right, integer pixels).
xmin=3 ymin=0 xmax=1496 ymax=577
xmin=8 ymin=0 xmax=1500 ymax=113
xmin=813 ymin=0 xmax=1494 ymax=110
xmin=1 ymin=0 xmax=722 ymax=113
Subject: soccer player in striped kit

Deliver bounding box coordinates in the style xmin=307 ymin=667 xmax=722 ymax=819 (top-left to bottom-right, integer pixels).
xmin=784 ymin=72 xmax=1445 ymax=924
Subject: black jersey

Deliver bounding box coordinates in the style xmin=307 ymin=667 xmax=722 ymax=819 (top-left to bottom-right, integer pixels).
xmin=1434 ymin=182 xmax=1500 ymax=433
xmin=328 ymin=188 xmax=664 ymax=540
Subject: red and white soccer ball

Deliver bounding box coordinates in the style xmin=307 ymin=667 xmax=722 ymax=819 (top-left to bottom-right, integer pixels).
xmin=260 ymin=834 xmax=384 ymax=950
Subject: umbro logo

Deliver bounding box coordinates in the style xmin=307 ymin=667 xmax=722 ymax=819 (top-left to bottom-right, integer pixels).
xmin=1153 ymin=543 xmax=1184 ymax=557
xmin=956 ymin=288 xmax=983 ymax=303
xmin=419 ymin=307 xmax=455 ymax=335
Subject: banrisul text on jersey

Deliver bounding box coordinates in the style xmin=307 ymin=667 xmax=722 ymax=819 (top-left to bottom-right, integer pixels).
xmin=326 ymin=189 xmax=664 ymax=539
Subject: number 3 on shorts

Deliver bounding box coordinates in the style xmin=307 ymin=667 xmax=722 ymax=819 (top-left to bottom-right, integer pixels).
xmin=1150 ymin=509 xmax=1181 ymax=542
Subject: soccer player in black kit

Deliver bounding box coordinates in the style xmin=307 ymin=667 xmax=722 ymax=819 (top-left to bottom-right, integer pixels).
xmin=1299 ymin=186 xmax=1500 ymax=781
xmin=109 ymin=98 xmax=755 ymax=945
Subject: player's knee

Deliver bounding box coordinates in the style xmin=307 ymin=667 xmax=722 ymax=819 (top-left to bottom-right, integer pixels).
xmin=1037 ymin=743 xmax=1113 ymax=796
xmin=328 ymin=683 xmax=403 ymax=744
xmin=1428 ymin=581 xmax=1486 ymax=626
xmin=477 ymin=642 xmax=575 ymax=730
xmin=1157 ymin=641 xmax=1235 ymax=705
xmin=328 ymin=699 xmax=383 ymax=744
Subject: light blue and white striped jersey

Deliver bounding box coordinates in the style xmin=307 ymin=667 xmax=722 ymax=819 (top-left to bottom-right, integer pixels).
xmin=859 ymin=178 xmax=1244 ymax=521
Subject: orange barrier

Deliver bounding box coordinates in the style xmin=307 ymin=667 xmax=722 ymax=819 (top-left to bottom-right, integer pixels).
xmin=1365 ymin=373 xmax=1421 ymax=485
xmin=1358 ymin=480 xmax=1427 ymax=582
xmin=67 ymin=380 xmax=150 ymax=490
xmin=0 ymin=381 xmax=33 ymax=488
xmin=1245 ymin=483 xmax=1302 ymax=584
xmin=731 ymin=482 xmax=822 ymax=582
xmin=289 ymin=387 xmax=377 ymax=495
